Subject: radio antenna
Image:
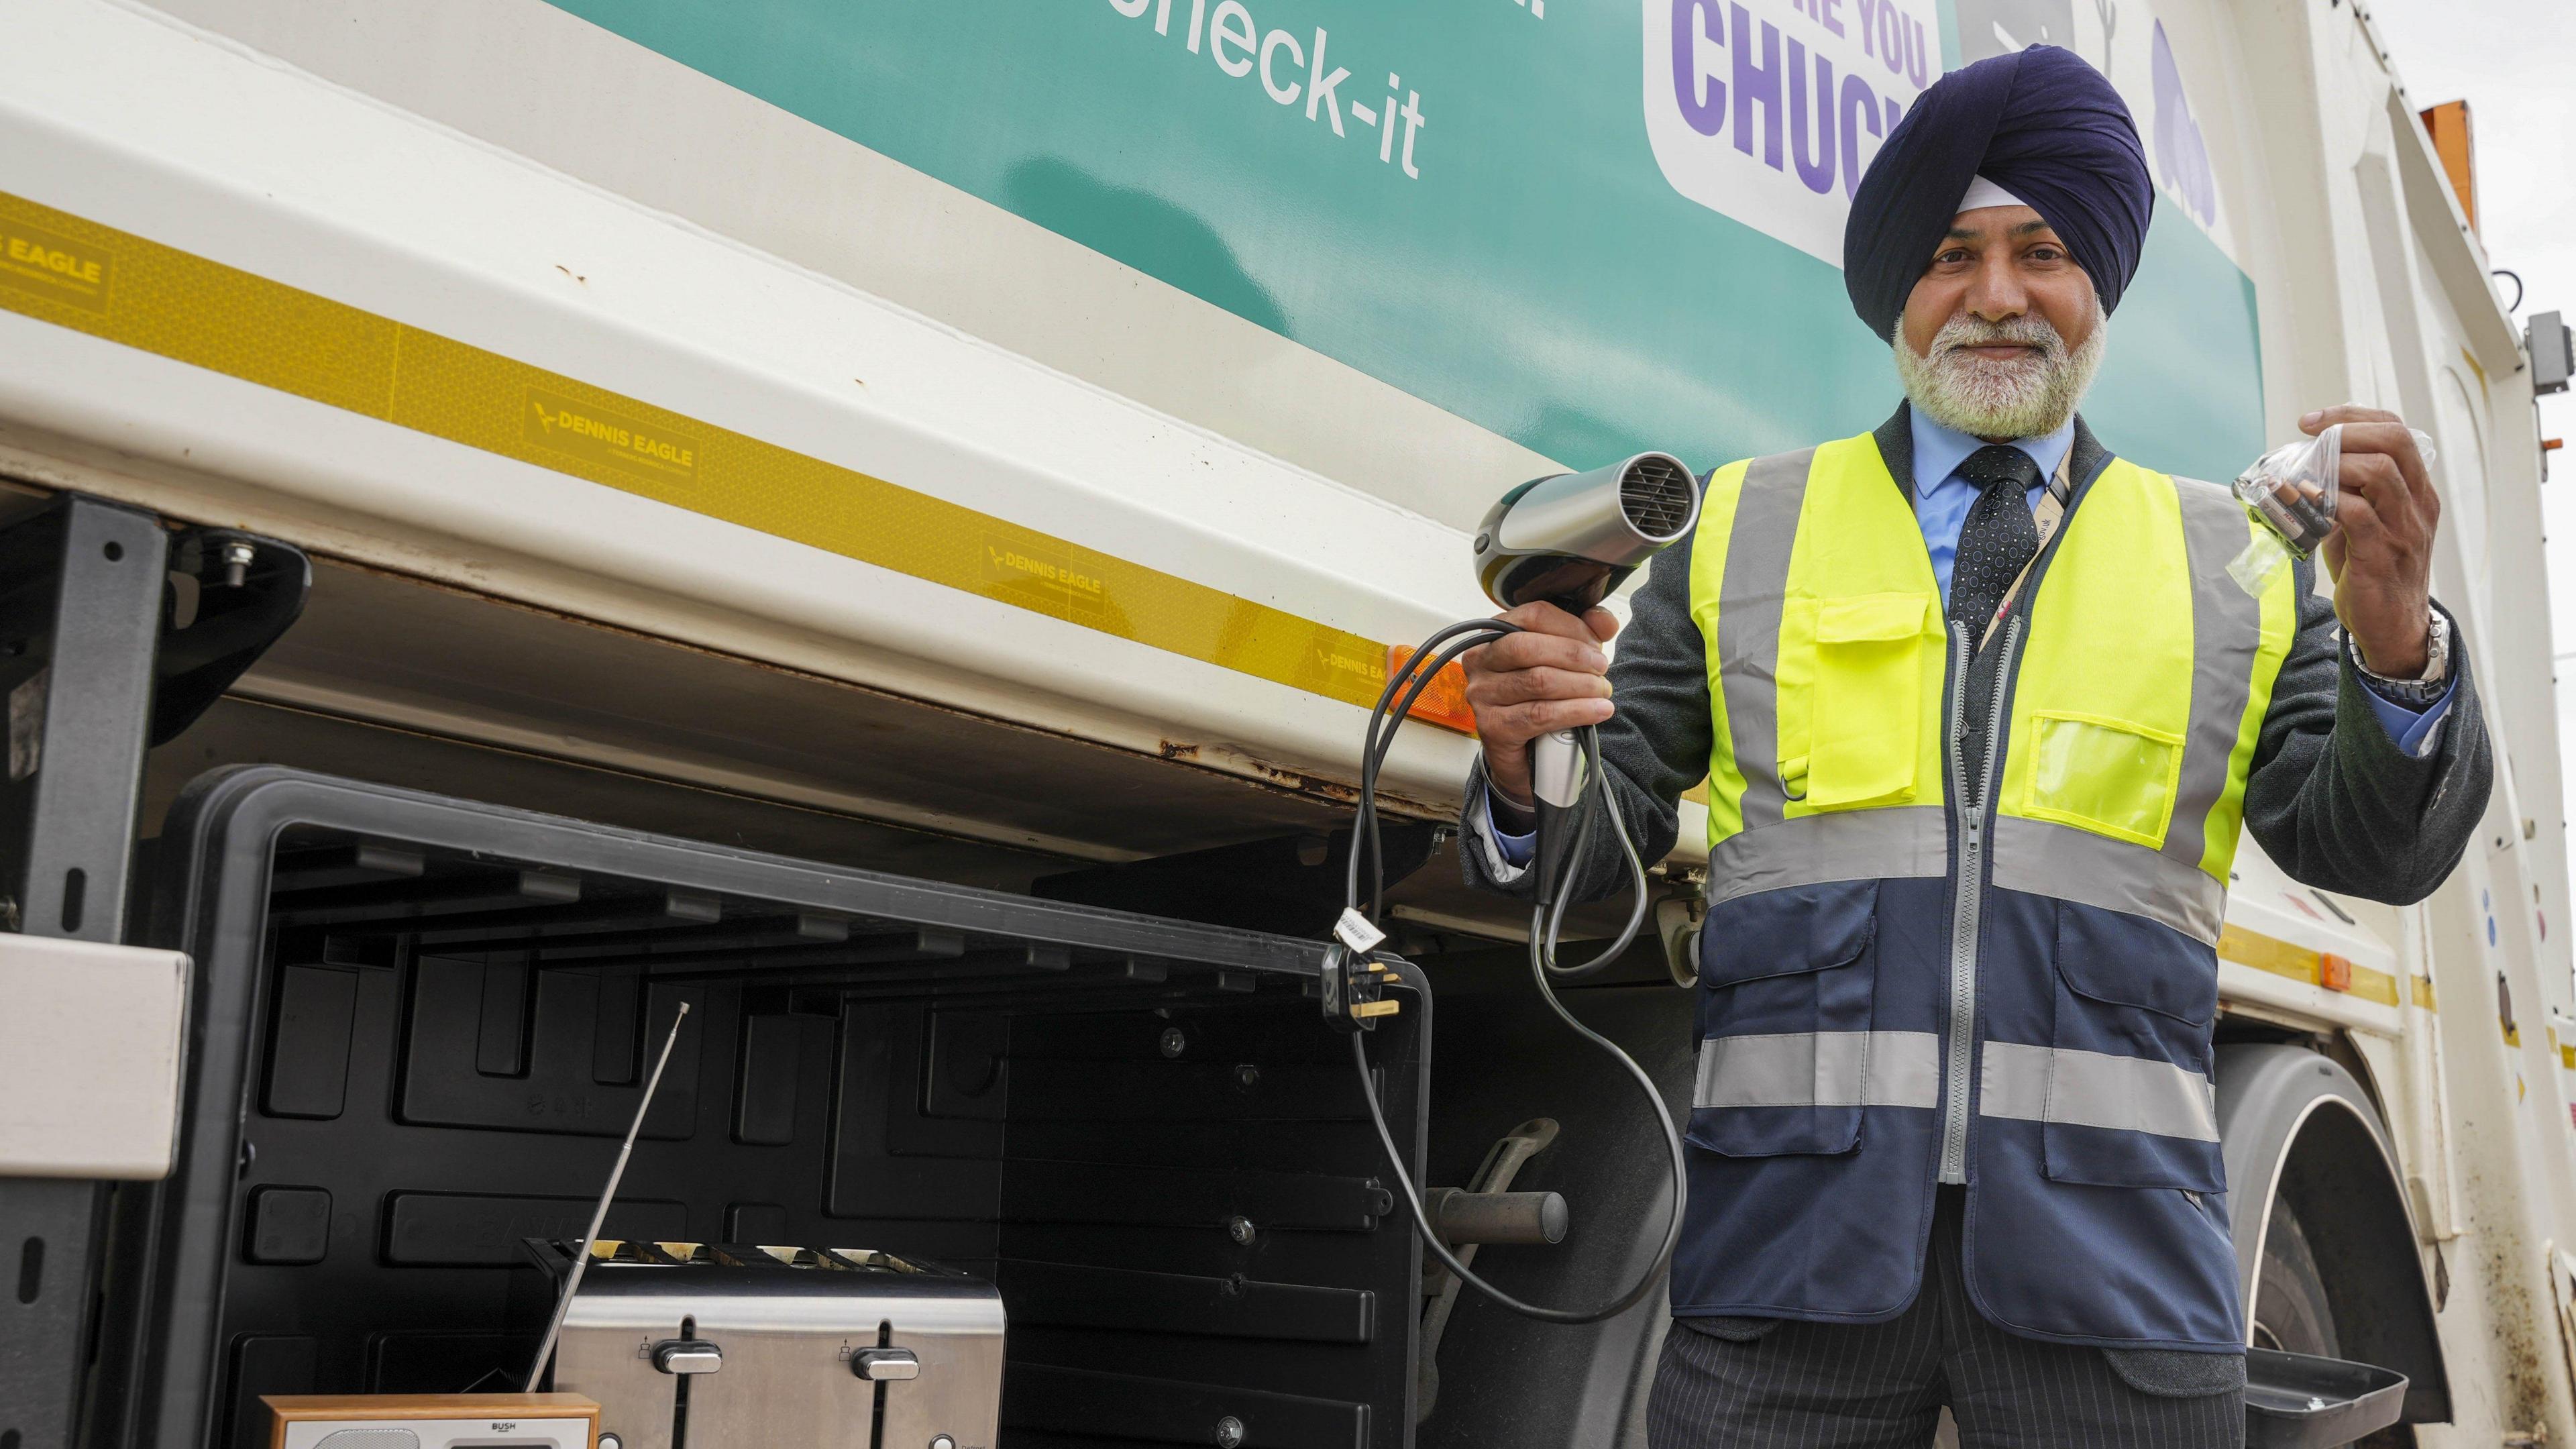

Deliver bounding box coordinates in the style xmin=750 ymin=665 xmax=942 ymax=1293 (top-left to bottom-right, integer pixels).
xmin=525 ymin=1000 xmax=691 ymax=1391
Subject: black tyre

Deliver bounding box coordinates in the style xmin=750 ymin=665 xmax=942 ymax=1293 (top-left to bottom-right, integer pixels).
xmin=2253 ymin=1189 xmax=2417 ymax=1446
xmin=2250 ymin=1191 xmax=2338 ymax=1357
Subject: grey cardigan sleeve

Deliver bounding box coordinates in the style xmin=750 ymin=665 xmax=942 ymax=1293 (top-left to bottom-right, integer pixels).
xmin=2239 ymin=560 xmax=2491 ymax=904
xmin=1457 ymin=529 xmax=1717 ymax=903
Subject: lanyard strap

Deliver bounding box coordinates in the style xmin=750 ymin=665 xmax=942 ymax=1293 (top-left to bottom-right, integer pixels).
xmin=1977 ymin=451 xmax=2074 ymax=652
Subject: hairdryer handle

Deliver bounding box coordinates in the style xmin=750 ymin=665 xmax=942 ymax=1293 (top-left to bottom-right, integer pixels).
xmin=1529 ymin=729 xmax=1588 ymax=908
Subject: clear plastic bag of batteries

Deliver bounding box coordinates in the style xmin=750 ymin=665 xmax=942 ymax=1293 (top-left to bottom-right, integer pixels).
xmin=2227 ymin=423 xmax=2435 ymax=596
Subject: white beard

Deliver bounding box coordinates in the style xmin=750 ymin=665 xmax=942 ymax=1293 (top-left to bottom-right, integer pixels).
xmin=1893 ymin=305 xmax=2107 ymax=439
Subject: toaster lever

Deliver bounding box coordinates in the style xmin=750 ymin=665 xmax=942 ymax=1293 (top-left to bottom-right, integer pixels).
xmin=850 ymin=1347 xmax=920 ymax=1381
xmin=650 ymin=1338 xmax=724 ymax=1375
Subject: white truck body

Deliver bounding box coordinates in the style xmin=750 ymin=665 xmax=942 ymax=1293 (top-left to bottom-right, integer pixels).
xmin=0 ymin=0 xmax=2567 ymax=1442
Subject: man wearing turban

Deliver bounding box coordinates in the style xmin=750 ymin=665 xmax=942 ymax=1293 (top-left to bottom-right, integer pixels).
xmin=1456 ymin=44 xmax=2487 ymax=1446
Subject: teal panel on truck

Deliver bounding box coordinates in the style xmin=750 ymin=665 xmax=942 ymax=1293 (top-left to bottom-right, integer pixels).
xmin=546 ymin=0 xmax=2263 ymax=482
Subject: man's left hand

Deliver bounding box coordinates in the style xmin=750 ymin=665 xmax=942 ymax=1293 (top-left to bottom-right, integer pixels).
xmin=2308 ymin=404 xmax=2440 ymax=678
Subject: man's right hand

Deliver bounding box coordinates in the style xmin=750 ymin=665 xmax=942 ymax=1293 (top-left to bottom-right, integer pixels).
xmin=1462 ymin=601 xmax=1621 ymax=812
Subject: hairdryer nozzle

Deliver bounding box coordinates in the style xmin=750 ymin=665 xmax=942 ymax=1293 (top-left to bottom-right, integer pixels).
xmin=1611 ymin=453 xmax=1699 ymax=542
xmin=1473 ymin=451 xmax=1702 ymax=613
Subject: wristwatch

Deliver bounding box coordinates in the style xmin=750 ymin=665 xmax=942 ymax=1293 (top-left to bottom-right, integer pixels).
xmin=2351 ymin=610 xmax=2451 ymax=706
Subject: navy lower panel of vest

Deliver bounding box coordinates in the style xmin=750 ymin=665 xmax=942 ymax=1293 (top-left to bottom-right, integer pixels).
xmin=1966 ymin=1120 xmax=2244 ymax=1346
xmin=1676 ymin=875 xmax=1948 ymax=1322
xmin=1967 ymin=888 xmax=2243 ymax=1347
xmin=1674 ymin=873 xmax=2245 ymax=1348
xmin=1672 ymin=1108 xmax=1943 ymax=1322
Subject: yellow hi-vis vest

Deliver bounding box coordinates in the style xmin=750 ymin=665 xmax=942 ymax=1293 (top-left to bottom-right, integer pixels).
xmin=1688 ymin=432 xmax=2298 ymax=943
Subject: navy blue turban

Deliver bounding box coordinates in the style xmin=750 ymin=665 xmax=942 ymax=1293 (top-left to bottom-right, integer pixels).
xmin=1842 ymin=45 xmax=2153 ymax=339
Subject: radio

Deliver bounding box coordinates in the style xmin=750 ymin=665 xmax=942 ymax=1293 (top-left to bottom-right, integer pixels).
xmin=262 ymin=1393 xmax=598 ymax=1449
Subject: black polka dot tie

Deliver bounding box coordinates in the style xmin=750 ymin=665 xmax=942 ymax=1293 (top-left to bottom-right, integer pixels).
xmin=1947 ymin=445 xmax=2044 ymax=639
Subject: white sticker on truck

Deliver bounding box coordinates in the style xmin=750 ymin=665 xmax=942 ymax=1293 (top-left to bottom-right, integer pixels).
xmin=1642 ymin=0 xmax=1937 ymax=265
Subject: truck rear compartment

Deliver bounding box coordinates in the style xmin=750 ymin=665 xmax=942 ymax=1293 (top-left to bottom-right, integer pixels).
xmin=105 ymin=767 xmax=1421 ymax=1449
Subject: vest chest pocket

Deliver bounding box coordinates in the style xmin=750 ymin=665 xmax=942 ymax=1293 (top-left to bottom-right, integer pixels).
xmin=1797 ymin=594 xmax=1932 ymax=811
xmin=2029 ymin=904 xmax=2225 ymax=1192
xmin=2022 ymin=711 xmax=2184 ymax=849
xmin=1690 ymin=879 xmax=1886 ymax=1158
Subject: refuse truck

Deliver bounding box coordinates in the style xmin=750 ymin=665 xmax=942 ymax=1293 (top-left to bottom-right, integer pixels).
xmin=1 ymin=1 xmax=2570 ymax=1446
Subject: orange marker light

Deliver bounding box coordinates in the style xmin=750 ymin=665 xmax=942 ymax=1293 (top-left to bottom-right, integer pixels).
xmin=1387 ymin=646 xmax=1479 ymax=735
xmin=2318 ymin=953 xmax=2353 ymax=993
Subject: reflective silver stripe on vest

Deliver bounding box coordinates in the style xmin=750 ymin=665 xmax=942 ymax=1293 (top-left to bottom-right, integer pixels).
xmin=1695 ymin=1030 xmax=1943 ymax=1110
xmin=1988 ymin=816 xmax=2225 ymax=944
xmin=1705 ymin=806 xmax=1949 ymax=906
xmin=2162 ymin=476 xmax=2262 ymax=872
xmin=1978 ymin=1040 xmax=2219 ymax=1142
xmin=1716 ymin=449 xmax=1817 ymax=833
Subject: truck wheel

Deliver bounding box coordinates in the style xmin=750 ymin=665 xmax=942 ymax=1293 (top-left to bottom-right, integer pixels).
xmin=2218 ymin=1043 xmax=2447 ymax=1443
xmin=2249 ymin=1190 xmax=2338 ymax=1357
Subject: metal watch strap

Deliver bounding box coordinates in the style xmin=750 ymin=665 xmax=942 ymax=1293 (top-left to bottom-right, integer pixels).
xmin=2351 ymin=610 xmax=2451 ymax=702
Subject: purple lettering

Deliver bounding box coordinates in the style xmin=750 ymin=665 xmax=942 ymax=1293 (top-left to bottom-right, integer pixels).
xmin=1902 ymin=13 xmax=1928 ymax=87
xmin=1876 ymin=2 xmax=1901 ymax=74
xmin=1672 ymin=0 xmax=1727 ymax=137
xmin=1730 ymin=4 xmax=1784 ymax=169
xmin=1854 ymin=0 xmax=1879 ymax=56
xmin=1789 ymin=40 xmax=1836 ymax=195
xmin=1839 ymin=72 xmax=1882 ymax=197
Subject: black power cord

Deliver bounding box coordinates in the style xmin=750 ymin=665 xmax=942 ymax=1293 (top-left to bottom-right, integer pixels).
xmin=1338 ymin=618 xmax=1689 ymax=1325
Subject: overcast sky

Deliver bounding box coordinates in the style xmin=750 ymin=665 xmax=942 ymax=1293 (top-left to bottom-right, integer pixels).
xmin=2364 ymin=0 xmax=2575 ymax=465
xmin=2361 ymin=0 xmax=2576 ymax=877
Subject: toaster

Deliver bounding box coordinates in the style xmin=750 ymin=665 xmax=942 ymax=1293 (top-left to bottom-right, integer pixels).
xmin=521 ymin=1241 xmax=1004 ymax=1449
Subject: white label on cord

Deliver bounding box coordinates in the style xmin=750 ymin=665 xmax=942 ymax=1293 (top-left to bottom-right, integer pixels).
xmin=1334 ymin=908 xmax=1387 ymax=955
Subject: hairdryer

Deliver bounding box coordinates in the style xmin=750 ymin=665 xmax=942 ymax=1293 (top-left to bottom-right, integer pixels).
xmin=1337 ymin=451 xmax=1702 ymax=1326
xmin=1470 ymin=451 xmax=1701 ymax=904
xmin=1473 ymin=451 xmax=1701 ymax=614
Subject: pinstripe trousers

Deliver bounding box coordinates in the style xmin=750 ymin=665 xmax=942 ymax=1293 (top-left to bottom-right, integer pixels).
xmin=1646 ymin=1189 xmax=2244 ymax=1448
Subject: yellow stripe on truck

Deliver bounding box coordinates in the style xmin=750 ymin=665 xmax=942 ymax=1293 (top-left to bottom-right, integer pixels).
xmin=2216 ymin=922 xmax=2414 ymax=1009
xmin=0 ymin=190 xmax=1428 ymax=721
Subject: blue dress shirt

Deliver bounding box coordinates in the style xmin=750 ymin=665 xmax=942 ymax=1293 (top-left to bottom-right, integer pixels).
xmin=1488 ymin=415 xmax=2450 ymax=864
xmin=1911 ymin=411 xmax=2069 ymax=607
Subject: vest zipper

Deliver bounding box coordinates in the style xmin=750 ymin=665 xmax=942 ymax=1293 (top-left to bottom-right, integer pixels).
xmin=1939 ymin=615 xmax=2023 ymax=1185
